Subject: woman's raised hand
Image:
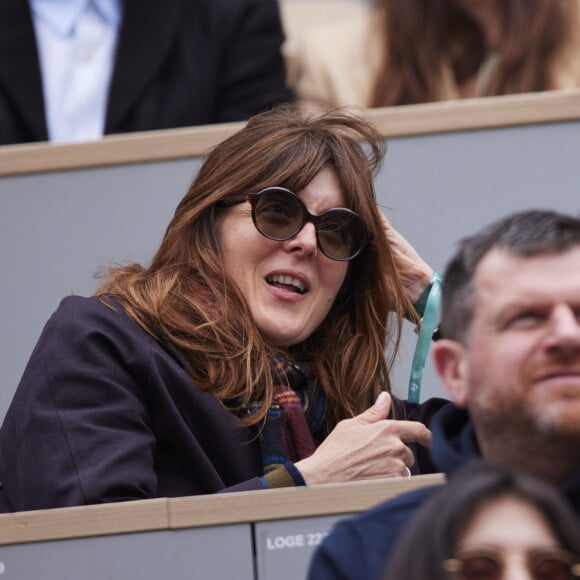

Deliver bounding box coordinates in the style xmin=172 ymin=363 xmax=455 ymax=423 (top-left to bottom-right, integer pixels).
xmin=295 ymin=391 xmax=432 ymax=485
xmin=380 ymin=211 xmax=433 ymax=304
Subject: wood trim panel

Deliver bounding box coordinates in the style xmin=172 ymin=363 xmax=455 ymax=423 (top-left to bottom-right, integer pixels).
xmin=0 ymin=473 xmax=444 ymax=545
xmin=1 ymin=89 xmax=579 ymax=177
xmin=167 ymin=473 xmax=445 ymax=529
xmin=0 ymin=498 xmax=168 ymax=545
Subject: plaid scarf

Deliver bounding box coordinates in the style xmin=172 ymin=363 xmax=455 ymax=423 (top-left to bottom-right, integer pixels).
xmin=245 ymin=359 xmax=325 ymax=474
xmin=149 ymin=297 xmax=325 ymax=473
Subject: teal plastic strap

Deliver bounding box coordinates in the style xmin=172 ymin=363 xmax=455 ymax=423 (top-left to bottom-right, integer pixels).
xmin=408 ymin=273 xmax=443 ymax=403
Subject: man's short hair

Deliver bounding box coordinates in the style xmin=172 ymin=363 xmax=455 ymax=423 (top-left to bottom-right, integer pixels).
xmin=439 ymin=209 xmax=580 ymax=342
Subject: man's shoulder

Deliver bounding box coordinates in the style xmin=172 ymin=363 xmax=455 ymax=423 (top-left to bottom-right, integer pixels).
xmin=308 ymin=485 xmax=441 ymax=580
xmin=339 ymin=483 xmax=441 ymax=536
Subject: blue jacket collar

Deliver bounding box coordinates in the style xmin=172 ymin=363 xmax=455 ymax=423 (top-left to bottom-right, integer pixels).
xmin=430 ymin=403 xmax=481 ymax=475
xmin=431 ymin=403 xmax=580 ymax=506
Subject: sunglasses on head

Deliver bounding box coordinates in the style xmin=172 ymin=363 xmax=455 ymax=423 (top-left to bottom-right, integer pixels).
xmin=220 ymin=187 xmax=370 ymax=261
xmin=443 ymin=545 xmax=580 ymax=580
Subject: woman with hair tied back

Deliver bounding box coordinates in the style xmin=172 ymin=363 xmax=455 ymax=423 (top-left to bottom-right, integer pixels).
xmin=384 ymin=461 xmax=580 ymax=580
xmin=292 ymin=0 xmax=580 ymax=109
xmin=0 ymin=104 xmax=446 ymax=512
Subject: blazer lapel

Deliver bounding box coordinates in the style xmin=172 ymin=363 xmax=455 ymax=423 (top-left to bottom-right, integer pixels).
xmin=105 ymin=0 xmax=181 ymax=133
xmin=0 ymin=0 xmax=48 ymax=141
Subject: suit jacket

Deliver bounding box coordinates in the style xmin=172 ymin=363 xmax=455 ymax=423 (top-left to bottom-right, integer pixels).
xmin=0 ymin=295 xmax=267 ymax=512
xmin=0 ymin=0 xmax=293 ymax=145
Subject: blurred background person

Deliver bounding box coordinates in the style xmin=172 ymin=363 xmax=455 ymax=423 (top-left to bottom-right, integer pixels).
xmin=0 ymin=0 xmax=293 ymax=145
xmin=384 ymin=461 xmax=580 ymax=579
xmin=291 ymin=0 xmax=580 ymax=109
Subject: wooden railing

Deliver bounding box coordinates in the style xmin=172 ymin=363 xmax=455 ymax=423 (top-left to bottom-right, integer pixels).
xmin=0 ymin=474 xmax=444 ymax=580
xmin=1 ymin=89 xmax=579 ymax=176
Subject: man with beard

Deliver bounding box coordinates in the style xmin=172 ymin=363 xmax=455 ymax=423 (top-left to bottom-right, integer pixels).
xmin=308 ymin=209 xmax=580 ymax=580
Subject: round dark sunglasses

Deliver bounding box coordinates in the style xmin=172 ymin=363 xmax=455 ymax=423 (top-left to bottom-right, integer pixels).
xmin=220 ymin=187 xmax=370 ymax=261
xmin=443 ymin=546 xmax=580 ymax=580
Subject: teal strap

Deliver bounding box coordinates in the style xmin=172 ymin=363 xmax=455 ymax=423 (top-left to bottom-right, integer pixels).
xmin=412 ymin=284 xmax=430 ymax=318
xmin=408 ymin=273 xmax=443 ymax=403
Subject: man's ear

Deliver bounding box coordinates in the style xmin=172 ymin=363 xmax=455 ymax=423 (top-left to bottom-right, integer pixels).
xmin=432 ymin=339 xmax=469 ymax=407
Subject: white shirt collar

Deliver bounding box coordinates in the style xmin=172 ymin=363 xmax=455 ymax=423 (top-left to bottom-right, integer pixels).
xmin=29 ymin=0 xmax=123 ymax=37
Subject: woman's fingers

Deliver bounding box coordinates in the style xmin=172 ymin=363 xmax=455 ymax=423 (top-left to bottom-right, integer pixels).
xmin=356 ymin=390 xmax=392 ymax=424
xmin=295 ymin=400 xmax=432 ymax=485
xmin=380 ymin=210 xmax=433 ymax=303
xmin=388 ymin=420 xmax=432 ymax=449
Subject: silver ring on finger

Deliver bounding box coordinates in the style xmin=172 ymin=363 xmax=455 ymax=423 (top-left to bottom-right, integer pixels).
xmin=404 ymin=466 xmax=411 ymax=478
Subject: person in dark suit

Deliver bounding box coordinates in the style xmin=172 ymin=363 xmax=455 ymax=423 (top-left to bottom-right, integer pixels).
xmin=0 ymin=0 xmax=293 ymax=145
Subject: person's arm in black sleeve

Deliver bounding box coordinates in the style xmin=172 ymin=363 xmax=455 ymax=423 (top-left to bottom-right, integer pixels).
xmin=0 ymin=298 xmax=160 ymax=511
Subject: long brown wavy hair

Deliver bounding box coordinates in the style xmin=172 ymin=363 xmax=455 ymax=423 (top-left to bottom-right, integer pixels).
xmin=97 ymin=104 xmax=411 ymax=431
xmin=371 ymin=0 xmax=577 ymax=106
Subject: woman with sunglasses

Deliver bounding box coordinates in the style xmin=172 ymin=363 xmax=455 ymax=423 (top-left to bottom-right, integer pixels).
xmin=384 ymin=461 xmax=580 ymax=580
xmin=0 ymin=104 xmax=446 ymax=512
